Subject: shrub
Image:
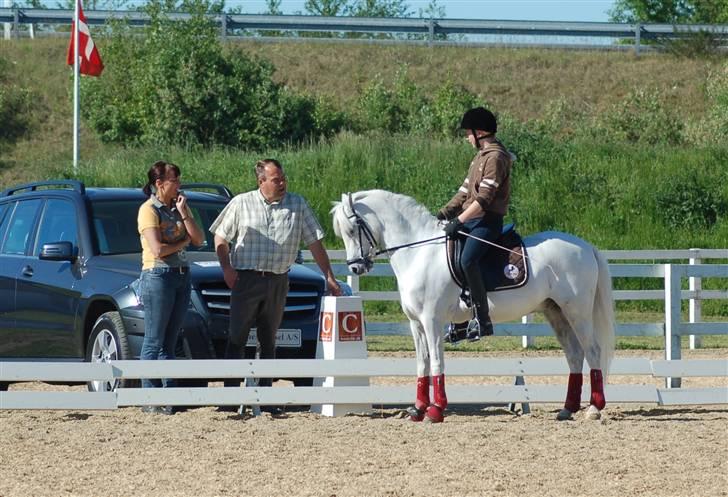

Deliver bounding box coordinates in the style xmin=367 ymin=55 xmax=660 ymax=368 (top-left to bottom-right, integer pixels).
xmin=595 ymin=88 xmax=683 ymax=145
xmin=424 ymin=79 xmax=479 ymax=137
xmin=82 ymin=0 xmax=340 ymax=149
xmin=0 ymin=57 xmax=35 ymax=145
xmin=686 ymin=62 xmax=728 ymax=146
xmin=355 ymin=69 xmax=478 ymax=136
xmin=654 ymin=173 xmax=727 ymax=230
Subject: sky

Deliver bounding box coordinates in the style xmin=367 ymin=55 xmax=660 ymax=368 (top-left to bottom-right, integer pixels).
xmin=227 ymin=1 xmax=617 ymax=22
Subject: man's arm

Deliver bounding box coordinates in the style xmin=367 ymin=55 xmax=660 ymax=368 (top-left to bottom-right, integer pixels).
xmin=214 ymin=234 xmax=237 ymax=289
xmin=308 ymin=240 xmax=342 ymax=296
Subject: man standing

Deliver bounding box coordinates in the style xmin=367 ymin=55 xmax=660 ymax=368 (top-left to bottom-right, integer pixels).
xmin=210 ymin=159 xmax=341 ymax=389
xmin=437 ymin=107 xmax=514 ymax=340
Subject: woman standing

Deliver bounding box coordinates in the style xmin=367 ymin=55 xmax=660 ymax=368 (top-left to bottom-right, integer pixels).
xmin=137 ymin=160 xmax=204 ymax=414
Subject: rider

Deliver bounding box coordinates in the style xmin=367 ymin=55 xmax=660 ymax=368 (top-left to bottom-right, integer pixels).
xmin=437 ymin=107 xmax=514 ymax=340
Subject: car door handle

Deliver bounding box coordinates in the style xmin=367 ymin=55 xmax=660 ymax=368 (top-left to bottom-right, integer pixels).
xmin=21 ymin=265 xmax=34 ymax=277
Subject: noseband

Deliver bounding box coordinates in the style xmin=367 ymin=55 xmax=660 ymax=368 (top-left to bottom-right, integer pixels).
xmin=343 ymin=193 xmax=447 ymax=272
xmin=344 ymin=193 xmax=378 ymax=271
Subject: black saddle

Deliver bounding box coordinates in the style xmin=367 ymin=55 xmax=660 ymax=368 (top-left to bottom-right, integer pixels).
xmin=446 ymin=223 xmax=529 ymax=293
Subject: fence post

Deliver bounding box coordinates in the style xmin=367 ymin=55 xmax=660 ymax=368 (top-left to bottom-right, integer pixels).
xmin=427 ymin=18 xmax=434 ymax=47
xmin=220 ymin=12 xmax=227 ymax=41
xmin=664 ymin=264 xmax=682 ymax=388
xmin=347 ymin=274 xmax=360 ymax=294
xmin=3 ymin=0 xmax=11 ymax=40
xmin=12 ymin=5 xmax=19 ymax=39
xmin=521 ymin=314 xmax=534 ymax=348
xmin=634 ymin=22 xmax=641 ymax=55
xmin=689 ymin=248 xmax=702 ymax=350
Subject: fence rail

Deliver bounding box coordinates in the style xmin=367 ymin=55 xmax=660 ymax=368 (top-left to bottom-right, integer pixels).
xmin=1 ymin=358 xmax=726 ymax=410
xmin=304 ymin=249 xmax=727 ymax=378
xmin=3 ymin=9 xmax=728 ymax=52
xmin=1 ymin=250 xmax=726 ymax=411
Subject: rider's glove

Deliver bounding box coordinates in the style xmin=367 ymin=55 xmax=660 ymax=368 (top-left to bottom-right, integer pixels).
xmin=444 ymin=219 xmax=464 ymax=238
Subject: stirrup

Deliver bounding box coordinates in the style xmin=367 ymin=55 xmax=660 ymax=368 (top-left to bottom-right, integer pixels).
xmin=467 ymin=318 xmax=493 ymax=341
xmin=443 ymin=322 xmax=468 ymax=344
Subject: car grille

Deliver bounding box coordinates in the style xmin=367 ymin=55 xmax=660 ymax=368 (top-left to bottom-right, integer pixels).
xmin=197 ymin=281 xmax=321 ymax=321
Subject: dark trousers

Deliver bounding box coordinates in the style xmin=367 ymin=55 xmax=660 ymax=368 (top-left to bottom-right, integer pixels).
xmin=224 ymin=270 xmax=288 ymax=387
xmin=460 ymin=213 xmax=503 ymax=319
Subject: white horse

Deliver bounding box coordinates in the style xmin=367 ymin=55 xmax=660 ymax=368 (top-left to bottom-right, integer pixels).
xmin=332 ymin=190 xmax=616 ymax=422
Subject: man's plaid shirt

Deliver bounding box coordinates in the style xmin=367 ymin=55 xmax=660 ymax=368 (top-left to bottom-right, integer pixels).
xmin=210 ymin=190 xmax=325 ymax=274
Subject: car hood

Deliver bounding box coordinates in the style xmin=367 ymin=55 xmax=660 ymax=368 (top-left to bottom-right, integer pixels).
xmin=87 ymin=252 xmax=326 ymax=289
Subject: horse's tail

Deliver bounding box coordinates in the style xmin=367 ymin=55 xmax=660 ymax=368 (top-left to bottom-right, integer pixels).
xmin=593 ymin=246 xmax=616 ymax=376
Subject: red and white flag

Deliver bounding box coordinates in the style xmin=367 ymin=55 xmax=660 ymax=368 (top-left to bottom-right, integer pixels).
xmin=66 ymin=0 xmax=104 ymax=77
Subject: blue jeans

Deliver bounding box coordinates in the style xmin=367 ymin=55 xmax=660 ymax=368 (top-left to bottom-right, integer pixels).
xmin=460 ymin=213 xmax=503 ymax=314
xmin=140 ymin=267 xmax=191 ymax=388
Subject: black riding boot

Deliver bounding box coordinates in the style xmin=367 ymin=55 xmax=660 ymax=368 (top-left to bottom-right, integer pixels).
xmin=464 ymin=271 xmax=494 ymax=340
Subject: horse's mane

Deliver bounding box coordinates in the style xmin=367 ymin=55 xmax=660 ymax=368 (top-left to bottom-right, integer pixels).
xmin=331 ymin=189 xmax=438 ymax=236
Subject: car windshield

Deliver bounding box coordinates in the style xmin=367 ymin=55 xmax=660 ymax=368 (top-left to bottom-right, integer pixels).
xmin=90 ymin=199 xmax=225 ymax=255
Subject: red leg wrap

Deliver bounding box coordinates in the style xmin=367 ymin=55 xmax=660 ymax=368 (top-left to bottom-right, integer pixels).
xmin=590 ymin=369 xmax=606 ymax=410
xmin=425 ymin=404 xmax=444 ymax=423
xmin=415 ymin=376 xmax=430 ymax=411
xmin=565 ymin=373 xmax=583 ymax=413
xmin=432 ymin=374 xmax=447 ymax=410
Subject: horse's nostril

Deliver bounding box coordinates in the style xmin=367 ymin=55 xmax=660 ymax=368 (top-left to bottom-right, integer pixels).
xmin=352 ymin=266 xmax=360 ymax=275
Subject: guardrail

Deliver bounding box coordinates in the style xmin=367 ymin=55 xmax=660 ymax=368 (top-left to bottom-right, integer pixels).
xmin=3 ymin=9 xmax=728 ymax=53
xmin=1 ymin=358 xmax=726 ymax=410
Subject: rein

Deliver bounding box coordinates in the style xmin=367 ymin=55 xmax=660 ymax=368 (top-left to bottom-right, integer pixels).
xmin=373 ymin=235 xmax=445 ymax=256
xmin=343 ymin=193 xmax=526 ymax=267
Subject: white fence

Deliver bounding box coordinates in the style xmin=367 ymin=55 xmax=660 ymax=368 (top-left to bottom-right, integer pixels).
xmin=1 ymin=248 xmax=726 ymax=411
xmin=303 ymin=249 xmax=727 ymax=355
xmin=1 ymin=358 xmax=726 ymax=410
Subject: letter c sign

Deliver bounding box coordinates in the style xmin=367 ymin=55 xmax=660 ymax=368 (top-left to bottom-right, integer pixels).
xmin=337 ymin=311 xmax=362 ymax=341
xmin=319 ymin=312 xmax=334 ymax=342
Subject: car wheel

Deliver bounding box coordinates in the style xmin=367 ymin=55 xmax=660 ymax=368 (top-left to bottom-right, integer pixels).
xmin=0 ymin=382 xmax=8 ymax=392
xmin=86 ymin=311 xmax=134 ymax=392
xmin=292 ymin=377 xmax=314 ymax=387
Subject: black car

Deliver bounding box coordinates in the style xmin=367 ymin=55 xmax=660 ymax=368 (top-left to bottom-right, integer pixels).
xmin=0 ymin=180 xmax=326 ymax=391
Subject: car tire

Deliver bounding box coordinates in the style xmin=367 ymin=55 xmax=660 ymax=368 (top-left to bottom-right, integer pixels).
xmin=0 ymin=382 xmax=8 ymax=392
xmin=86 ymin=311 xmax=135 ymax=392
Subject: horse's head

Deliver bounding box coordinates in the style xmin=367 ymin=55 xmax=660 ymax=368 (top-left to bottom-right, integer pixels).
xmin=331 ymin=192 xmax=381 ymax=275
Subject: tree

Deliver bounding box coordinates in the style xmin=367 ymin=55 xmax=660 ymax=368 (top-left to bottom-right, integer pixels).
xmin=304 ymin=0 xmax=347 ymax=16
xmin=345 ymin=0 xmax=411 ymax=18
xmin=609 ymin=0 xmax=728 ymax=23
xmin=418 ymin=0 xmax=445 ymax=19
xmin=265 ymin=0 xmax=282 ymax=15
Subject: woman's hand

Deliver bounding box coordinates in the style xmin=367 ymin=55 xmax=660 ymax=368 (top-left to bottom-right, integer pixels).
xmin=175 ymin=191 xmax=188 ymax=214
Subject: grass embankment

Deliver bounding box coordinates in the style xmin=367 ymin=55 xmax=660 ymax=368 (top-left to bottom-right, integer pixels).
xmin=0 ymin=38 xmax=723 ymax=184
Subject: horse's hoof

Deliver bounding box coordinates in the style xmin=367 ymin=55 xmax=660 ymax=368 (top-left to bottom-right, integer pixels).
xmin=406 ymin=406 xmax=425 ymax=422
xmin=556 ymin=408 xmax=574 ymax=421
xmin=424 ymin=404 xmax=444 ymax=423
xmin=585 ymin=405 xmax=601 ymax=420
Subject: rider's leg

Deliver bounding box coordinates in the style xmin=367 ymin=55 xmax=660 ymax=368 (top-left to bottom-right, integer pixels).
xmin=460 ymin=217 xmax=502 ymax=337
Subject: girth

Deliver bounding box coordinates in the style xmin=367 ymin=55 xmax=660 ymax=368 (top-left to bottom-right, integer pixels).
xmin=446 ymin=223 xmax=529 ymax=293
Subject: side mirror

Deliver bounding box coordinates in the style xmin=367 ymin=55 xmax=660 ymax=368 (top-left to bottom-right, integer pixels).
xmin=39 ymin=241 xmax=76 ymax=262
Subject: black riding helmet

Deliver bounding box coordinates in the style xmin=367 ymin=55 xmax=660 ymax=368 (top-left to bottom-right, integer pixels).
xmin=460 ymin=107 xmax=497 ymax=149
xmin=460 ymin=107 xmax=497 ymax=133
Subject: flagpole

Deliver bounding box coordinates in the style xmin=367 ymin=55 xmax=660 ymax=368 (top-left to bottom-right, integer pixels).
xmin=73 ymin=0 xmax=80 ymax=175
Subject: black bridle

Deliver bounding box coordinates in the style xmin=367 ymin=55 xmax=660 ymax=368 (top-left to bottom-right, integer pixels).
xmin=344 ymin=193 xmax=445 ymax=272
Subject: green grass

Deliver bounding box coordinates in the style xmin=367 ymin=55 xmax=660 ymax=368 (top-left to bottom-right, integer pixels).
xmin=367 ymin=334 xmax=728 ymax=353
